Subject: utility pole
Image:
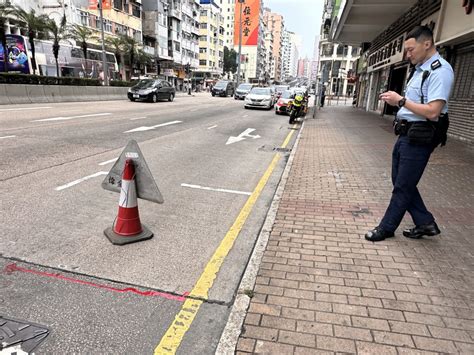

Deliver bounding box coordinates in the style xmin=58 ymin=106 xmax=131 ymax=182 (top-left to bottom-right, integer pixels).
xmin=98 ymin=0 xmax=108 ymax=86
xmin=236 ymin=0 xmax=245 ymax=88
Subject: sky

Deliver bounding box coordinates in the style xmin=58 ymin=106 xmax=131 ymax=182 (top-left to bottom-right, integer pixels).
xmin=264 ymin=0 xmax=325 ymax=59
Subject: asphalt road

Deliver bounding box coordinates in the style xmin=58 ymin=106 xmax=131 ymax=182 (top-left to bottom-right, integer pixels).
xmin=0 ymin=93 xmax=299 ymax=354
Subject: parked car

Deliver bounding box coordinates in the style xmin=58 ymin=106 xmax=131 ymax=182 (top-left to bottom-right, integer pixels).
xmin=234 ymin=83 xmax=255 ymax=100
xmin=275 ymin=90 xmax=296 ymax=115
xmin=244 ymin=87 xmax=276 ymax=109
xmin=128 ymin=79 xmax=176 ymax=102
xmin=211 ymin=81 xmax=235 ymax=97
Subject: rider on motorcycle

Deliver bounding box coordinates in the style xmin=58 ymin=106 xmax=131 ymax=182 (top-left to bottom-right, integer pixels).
xmin=288 ymin=93 xmax=308 ymax=124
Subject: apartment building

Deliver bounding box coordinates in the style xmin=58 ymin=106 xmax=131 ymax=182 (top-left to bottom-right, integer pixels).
xmin=196 ymin=0 xmax=224 ymax=83
xmin=263 ymin=10 xmax=284 ymax=82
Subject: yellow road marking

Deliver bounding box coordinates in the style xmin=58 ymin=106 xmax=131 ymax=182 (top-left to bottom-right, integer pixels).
xmin=154 ymin=128 xmax=296 ymax=354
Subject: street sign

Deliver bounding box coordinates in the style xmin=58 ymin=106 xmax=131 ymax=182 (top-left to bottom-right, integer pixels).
xmin=101 ymin=140 xmax=164 ymax=204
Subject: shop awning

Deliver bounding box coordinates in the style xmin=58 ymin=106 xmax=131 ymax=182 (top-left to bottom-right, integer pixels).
xmin=331 ymin=0 xmax=418 ymax=46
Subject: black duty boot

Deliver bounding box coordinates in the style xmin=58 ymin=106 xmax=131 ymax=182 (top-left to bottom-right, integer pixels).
xmin=365 ymin=227 xmax=395 ymax=242
xmin=403 ymin=221 xmax=441 ymax=239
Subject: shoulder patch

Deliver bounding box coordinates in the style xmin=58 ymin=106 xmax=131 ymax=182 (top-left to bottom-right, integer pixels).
xmin=431 ymin=59 xmax=442 ymax=70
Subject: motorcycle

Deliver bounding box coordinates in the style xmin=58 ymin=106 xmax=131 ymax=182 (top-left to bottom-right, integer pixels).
xmin=288 ymin=94 xmax=308 ymax=124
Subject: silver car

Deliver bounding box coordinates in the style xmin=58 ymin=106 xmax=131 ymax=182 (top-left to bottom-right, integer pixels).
xmin=244 ymin=87 xmax=275 ymax=109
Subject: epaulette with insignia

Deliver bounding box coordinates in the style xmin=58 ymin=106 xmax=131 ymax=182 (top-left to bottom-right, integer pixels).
xmin=431 ymin=59 xmax=442 ymax=70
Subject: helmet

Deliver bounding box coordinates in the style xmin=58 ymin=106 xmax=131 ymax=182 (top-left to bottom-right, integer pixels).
xmin=294 ymin=94 xmax=304 ymax=104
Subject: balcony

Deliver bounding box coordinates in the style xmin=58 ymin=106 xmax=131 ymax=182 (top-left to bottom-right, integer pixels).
xmin=170 ymin=8 xmax=182 ymax=20
xmin=144 ymin=45 xmax=155 ymax=56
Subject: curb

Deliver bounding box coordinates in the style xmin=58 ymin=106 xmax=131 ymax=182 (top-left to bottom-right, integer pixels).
xmin=215 ymin=120 xmax=306 ymax=354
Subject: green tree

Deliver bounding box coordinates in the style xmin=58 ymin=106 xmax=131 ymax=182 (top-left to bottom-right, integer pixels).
xmin=12 ymin=6 xmax=49 ymax=75
xmin=120 ymin=34 xmax=140 ymax=72
xmin=45 ymin=14 xmax=68 ymax=77
xmin=223 ymin=46 xmax=238 ymax=76
xmin=69 ymin=24 xmax=96 ymax=61
xmin=136 ymin=48 xmax=153 ymax=70
xmin=105 ymin=36 xmax=125 ymax=79
xmin=0 ymin=3 xmax=14 ymax=73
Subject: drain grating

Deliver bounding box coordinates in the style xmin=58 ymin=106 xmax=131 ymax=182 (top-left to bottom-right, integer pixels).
xmin=0 ymin=316 xmax=50 ymax=353
xmin=273 ymin=147 xmax=292 ymax=153
xmin=258 ymin=145 xmax=292 ymax=153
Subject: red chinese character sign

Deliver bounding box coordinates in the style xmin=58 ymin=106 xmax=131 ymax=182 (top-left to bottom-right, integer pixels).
xmin=234 ymin=0 xmax=260 ymax=46
xmin=89 ymin=0 xmax=111 ymax=10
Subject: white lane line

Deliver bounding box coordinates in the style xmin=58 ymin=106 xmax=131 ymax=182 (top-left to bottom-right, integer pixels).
xmin=190 ymin=108 xmax=199 ymax=112
xmin=32 ymin=113 xmax=112 ymax=122
xmin=243 ymin=114 xmax=249 ymax=117
xmin=55 ymin=171 xmax=108 ymax=191
xmin=124 ymin=120 xmax=182 ymax=133
xmin=130 ymin=116 xmax=147 ymax=121
xmin=0 ymin=106 xmax=52 ymax=112
xmin=0 ymin=135 xmax=16 ymax=140
xmin=181 ymin=183 xmax=252 ymax=196
xmin=207 ymin=125 xmax=218 ymax=130
xmin=98 ymin=158 xmax=118 ymax=166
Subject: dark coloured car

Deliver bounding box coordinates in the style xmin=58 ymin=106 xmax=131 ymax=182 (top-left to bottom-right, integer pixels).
xmin=211 ymin=81 xmax=235 ymax=97
xmin=234 ymin=83 xmax=255 ymax=100
xmin=128 ymin=79 xmax=176 ymax=102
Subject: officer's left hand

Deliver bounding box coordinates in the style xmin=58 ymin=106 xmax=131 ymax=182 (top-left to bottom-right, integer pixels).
xmin=379 ymin=91 xmax=403 ymax=106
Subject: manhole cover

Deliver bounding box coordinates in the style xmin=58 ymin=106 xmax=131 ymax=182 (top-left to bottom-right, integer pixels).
xmin=0 ymin=316 xmax=50 ymax=354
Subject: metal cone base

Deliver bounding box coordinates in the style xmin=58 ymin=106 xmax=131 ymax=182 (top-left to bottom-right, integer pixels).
xmin=104 ymin=224 xmax=153 ymax=245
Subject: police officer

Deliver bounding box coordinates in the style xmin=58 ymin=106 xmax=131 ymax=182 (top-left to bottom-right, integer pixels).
xmin=365 ymin=26 xmax=454 ymax=242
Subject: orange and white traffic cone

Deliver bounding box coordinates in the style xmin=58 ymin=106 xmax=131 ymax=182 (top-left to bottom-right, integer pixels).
xmin=104 ymin=159 xmax=153 ymax=245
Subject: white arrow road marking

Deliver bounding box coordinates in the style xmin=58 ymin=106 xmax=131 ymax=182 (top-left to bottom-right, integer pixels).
xmin=0 ymin=106 xmax=52 ymax=112
xmin=55 ymin=171 xmax=108 ymax=191
xmin=98 ymin=158 xmax=118 ymax=166
xmin=207 ymin=125 xmax=218 ymax=130
xmin=181 ymin=183 xmax=251 ymax=196
xmin=124 ymin=120 xmax=182 ymax=133
xmin=32 ymin=113 xmax=112 ymax=122
xmin=226 ymin=128 xmax=261 ymax=145
xmin=0 ymin=135 xmax=16 ymax=140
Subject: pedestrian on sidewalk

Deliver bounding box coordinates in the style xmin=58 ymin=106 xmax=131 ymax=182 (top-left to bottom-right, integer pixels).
xmin=365 ymin=26 xmax=454 ymax=242
xmin=320 ymin=84 xmax=326 ymax=108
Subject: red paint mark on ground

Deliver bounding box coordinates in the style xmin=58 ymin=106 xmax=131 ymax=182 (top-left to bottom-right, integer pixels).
xmin=4 ymin=263 xmax=188 ymax=302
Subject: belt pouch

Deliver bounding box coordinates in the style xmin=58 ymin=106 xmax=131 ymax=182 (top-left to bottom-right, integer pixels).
xmin=407 ymin=122 xmax=435 ymax=145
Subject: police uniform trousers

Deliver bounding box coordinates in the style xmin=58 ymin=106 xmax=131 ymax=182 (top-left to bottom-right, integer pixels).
xmin=379 ymin=135 xmax=435 ymax=233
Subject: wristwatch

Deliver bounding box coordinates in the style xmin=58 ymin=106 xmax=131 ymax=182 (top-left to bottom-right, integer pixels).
xmin=398 ymin=97 xmax=407 ymax=108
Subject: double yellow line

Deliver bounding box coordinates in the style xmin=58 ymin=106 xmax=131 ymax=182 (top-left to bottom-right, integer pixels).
xmin=154 ymin=128 xmax=296 ymax=354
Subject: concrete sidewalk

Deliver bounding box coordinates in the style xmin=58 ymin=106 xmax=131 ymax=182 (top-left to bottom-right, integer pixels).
xmin=235 ymin=107 xmax=474 ymax=354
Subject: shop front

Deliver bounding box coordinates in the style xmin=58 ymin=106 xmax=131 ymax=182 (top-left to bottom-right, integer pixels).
xmin=435 ymin=0 xmax=474 ymax=143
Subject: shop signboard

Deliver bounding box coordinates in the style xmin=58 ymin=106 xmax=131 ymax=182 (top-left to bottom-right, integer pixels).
xmin=367 ymin=33 xmax=405 ymax=73
xmin=234 ymin=0 xmax=260 ymax=46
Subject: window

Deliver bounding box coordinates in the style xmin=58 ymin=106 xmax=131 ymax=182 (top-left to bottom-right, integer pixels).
xmin=175 ymin=42 xmax=181 ymax=51
xmin=200 ymin=59 xmax=207 ymax=66
xmin=79 ymin=11 xmax=89 ymax=27
xmin=199 ymin=47 xmax=207 ymax=53
xmin=104 ymin=19 xmax=112 ymax=33
xmin=132 ymin=4 xmax=141 ymax=18
xmin=200 ymin=23 xmax=207 ymax=29
xmin=200 ymin=10 xmax=207 ymax=16
xmin=113 ymin=0 xmax=123 ymax=11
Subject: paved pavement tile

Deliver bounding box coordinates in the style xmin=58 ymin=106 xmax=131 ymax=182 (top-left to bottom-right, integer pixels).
xmin=237 ymin=106 xmax=474 ymax=354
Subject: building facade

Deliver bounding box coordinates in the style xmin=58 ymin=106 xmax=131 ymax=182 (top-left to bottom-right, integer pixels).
xmin=233 ymin=0 xmax=265 ymax=83
xmin=220 ymin=0 xmax=235 ymax=49
xmin=281 ymin=30 xmax=299 ymax=81
xmin=263 ymin=10 xmax=284 ymax=82
xmin=332 ymin=0 xmax=473 ymax=143
xmin=197 ymin=0 xmax=224 ymax=82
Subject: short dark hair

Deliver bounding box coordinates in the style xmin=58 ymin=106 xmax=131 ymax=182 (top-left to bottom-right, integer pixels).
xmin=406 ymin=26 xmax=434 ymax=45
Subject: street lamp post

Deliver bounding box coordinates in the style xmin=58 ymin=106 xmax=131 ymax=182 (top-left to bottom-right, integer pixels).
xmin=236 ymin=0 xmax=245 ymax=88
xmin=98 ymin=0 xmax=108 ymax=86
